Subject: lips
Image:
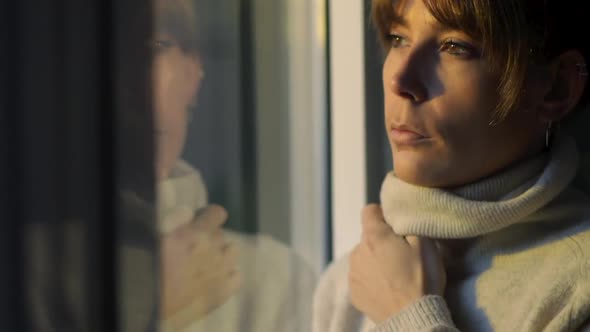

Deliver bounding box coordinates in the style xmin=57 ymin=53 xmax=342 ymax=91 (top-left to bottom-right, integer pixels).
xmin=389 ymin=124 xmax=429 ymax=144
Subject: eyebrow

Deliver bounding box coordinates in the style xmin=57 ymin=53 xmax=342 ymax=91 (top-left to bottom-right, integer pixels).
xmin=390 ymin=13 xmax=409 ymax=29
xmin=390 ymin=13 xmax=461 ymax=35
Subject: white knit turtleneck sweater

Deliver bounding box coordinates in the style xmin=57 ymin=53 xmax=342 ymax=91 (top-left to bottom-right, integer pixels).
xmin=155 ymin=161 xmax=317 ymax=332
xmin=313 ymin=135 xmax=590 ymax=332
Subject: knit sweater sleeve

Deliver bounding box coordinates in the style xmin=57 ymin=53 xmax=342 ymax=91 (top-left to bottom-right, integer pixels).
xmin=371 ymin=295 xmax=460 ymax=332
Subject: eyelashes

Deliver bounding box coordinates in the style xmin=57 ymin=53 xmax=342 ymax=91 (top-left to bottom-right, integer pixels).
xmin=387 ymin=33 xmax=409 ymax=48
xmin=147 ymin=39 xmax=178 ymax=52
xmin=439 ymin=38 xmax=480 ymax=58
xmin=386 ymin=33 xmax=481 ymax=59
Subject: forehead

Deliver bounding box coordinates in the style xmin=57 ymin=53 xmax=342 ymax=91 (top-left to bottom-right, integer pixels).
xmin=391 ymin=0 xmax=452 ymax=32
xmin=154 ymin=0 xmax=197 ymax=28
xmin=389 ymin=0 xmax=482 ymax=40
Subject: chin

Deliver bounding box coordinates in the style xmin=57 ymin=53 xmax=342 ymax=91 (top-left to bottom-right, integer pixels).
xmin=156 ymin=156 xmax=177 ymax=181
xmin=391 ymin=142 xmax=460 ymax=187
xmin=394 ymin=163 xmax=425 ymax=185
xmin=156 ymin=164 xmax=171 ymax=181
xmin=395 ymin=170 xmax=436 ymax=187
xmin=392 ymin=158 xmax=450 ymax=188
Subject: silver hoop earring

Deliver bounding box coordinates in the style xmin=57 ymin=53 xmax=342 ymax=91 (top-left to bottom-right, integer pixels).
xmin=545 ymin=121 xmax=560 ymax=151
xmin=577 ymin=63 xmax=588 ymax=76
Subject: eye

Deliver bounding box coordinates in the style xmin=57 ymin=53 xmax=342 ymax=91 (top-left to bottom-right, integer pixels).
xmin=439 ymin=39 xmax=479 ymax=58
xmin=148 ymin=39 xmax=176 ymax=52
xmin=386 ymin=33 xmax=408 ymax=49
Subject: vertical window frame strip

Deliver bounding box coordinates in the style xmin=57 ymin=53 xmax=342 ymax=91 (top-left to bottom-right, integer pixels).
xmin=328 ymin=0 xmax=368 ymax=259
xmin=364 ymin=0 xmax=388 ymax=203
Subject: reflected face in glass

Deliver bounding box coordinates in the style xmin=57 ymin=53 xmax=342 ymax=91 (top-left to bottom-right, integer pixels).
xmin=383 ymin=0 xmax=542 ymax=188
xmin=152 ymin=34 xmax=203 ymax=180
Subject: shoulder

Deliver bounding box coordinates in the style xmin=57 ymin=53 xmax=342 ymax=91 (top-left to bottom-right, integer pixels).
xmin=518 ymin=212 xmax=590 ymax=280
xmin=527 ymin=214 xmax=590 ymax=330
xmin=562 ymin=218 xmax=590 ymax=310
xmin=504 ymin=186 xmax=590 ymax=264
xmin=547 ymin=208 xmax=590 ymax=275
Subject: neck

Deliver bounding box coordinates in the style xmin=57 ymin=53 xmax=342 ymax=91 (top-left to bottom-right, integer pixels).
xmin=446 ymin=147 xmax=547 ymax=192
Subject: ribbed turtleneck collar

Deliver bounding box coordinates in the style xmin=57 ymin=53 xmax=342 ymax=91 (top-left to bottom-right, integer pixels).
xmin=157 ymin=160 xmax=208 ymax=234
xmin=380 ymin=135 xmax=579 ymax=239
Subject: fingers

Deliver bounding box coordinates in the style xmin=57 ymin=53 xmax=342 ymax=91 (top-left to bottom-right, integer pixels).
xmin=163 ymin=207 xmax=195 ymax=235
xmin=206 ymin=267 xmax=242 ymax=313
xmin=405 ymin=236 xmax=445 ymax=274
xmin=406 ymin=236 xmax=447 ymax=295
xmin=169 ymin=215 xmax=230 ymax=255
xmin=184 ymin=228 xmax=224 ymax=252
xmin=221 ymin=242 xmax=239 ymax=269
xmin=221 ymin=268 xmax=242 ymax=300
xmin=361 ymin=204 xmax=390 ymax=234
xmin=193 ymin=204 xmax=228 ymax=231
xmin=405 ymin=236 xmax=438 ymax=255
xmin=190 ymin=233 xmax=238 ymax=270
xmin=404 ymin=235 xmax=420 ymax=248
xmin=206 ymin=226 xmax=224 ymax=247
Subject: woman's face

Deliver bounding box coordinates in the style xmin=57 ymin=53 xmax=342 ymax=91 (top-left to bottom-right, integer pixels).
xmin=383 ymin=0 xmax=545 ymax=188
xmin=152 ymin=34 xmax=203 ymax=180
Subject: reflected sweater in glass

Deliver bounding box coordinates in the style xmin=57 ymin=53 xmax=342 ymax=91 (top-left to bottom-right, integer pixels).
xmin=121 ymin=161 xmax=316 ymax=332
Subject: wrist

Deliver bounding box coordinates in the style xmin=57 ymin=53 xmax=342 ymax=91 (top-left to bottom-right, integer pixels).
xmin=375 ymin=295 xmax=455 ymax=331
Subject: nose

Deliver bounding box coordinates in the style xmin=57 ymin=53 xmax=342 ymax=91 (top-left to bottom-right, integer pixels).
xmin=389 ymin=53 xmax=428 ymax=103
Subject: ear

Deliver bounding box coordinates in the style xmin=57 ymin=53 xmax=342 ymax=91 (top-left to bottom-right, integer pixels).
xmin=537 ymin=50 xmax=588 ymax=123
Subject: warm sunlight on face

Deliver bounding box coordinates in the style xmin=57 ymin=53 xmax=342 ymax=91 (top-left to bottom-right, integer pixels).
xmin=383 ymin=0 xmax=544 ymax=188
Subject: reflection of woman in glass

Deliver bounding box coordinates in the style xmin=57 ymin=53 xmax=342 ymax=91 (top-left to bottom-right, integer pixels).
xmin=147 ymin=0 xmax=316 ymax=331
xmin=314 ymin=1 xmax=590 ymax=331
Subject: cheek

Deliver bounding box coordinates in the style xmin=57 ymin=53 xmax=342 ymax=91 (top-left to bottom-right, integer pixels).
xmin=382 ymin=52 xmax=395 ymax=92
xmin=152 ymin=56 xmax=196 ymax=178
xmin=382 ymin=54 xmax=397 ymax=123
xmin=430 ymin=70 xmax=499 ymax=139
xmin=153 ymin=63 xmax=194 ymax=130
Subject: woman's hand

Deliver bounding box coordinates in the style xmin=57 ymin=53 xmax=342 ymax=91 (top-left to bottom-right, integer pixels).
xmin=160 ymin=205 xmax=241 ymax=327
xmin=348 ymin=204 xmax=446 ymax=324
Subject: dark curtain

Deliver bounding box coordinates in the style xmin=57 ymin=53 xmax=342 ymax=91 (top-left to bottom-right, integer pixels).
xmin=0 ymin=0 xmax=157 ymax=331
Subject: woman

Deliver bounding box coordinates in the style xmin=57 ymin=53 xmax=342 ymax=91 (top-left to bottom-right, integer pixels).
xmin=143 ymin=0 xmax=317 ymax=331
xmin=313 ymin=0 xmax=590 ymax=331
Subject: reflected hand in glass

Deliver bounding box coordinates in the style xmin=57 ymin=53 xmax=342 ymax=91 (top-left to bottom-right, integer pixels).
xmin=160 ymin=205 xmax=241 ymax=329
